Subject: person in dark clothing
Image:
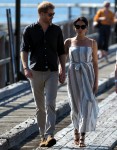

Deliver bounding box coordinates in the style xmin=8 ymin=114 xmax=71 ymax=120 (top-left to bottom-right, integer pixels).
xmin=20 ymin=1 xmax=66 ymax=147
xmin=114 ymin=11 xmax=117 ymax=42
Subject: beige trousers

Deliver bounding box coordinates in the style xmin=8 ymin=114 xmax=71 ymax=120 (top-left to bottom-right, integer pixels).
xmin=29 ymin=70 xmax=58 ymax=138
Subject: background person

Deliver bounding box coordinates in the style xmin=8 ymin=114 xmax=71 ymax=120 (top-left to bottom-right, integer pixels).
xmin=114 ymin=11 xmax=117 ymax=42
xmin=93 ymin=0 xmax=114 ymax=60
xmin=20 ymin=1 xmax=66 ymax=147
xmin=64 ymin=17 xmax=99 ymax=147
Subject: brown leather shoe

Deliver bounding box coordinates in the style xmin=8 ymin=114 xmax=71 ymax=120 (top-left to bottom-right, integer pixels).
xmin=45 ymin=135 xmax=56 ymax=147
xmin=39 ymin=138 xmax=46 ymax=147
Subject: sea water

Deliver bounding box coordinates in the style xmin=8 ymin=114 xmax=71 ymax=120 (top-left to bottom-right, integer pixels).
xmin=0 ymin=0 xmax=114 ymax=24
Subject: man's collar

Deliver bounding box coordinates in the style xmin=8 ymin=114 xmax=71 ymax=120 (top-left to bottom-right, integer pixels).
xmin=37 ymin=20 xmax=53 ymax=26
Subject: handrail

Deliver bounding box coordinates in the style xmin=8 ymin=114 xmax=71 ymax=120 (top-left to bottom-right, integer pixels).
xmin=0 ymin=57 xmax=11 ymax=65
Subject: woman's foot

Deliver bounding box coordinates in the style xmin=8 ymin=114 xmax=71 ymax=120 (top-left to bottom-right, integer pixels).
xmin=79 ymin=133 xmax=86 ymax=147
xmin=74 ymin=129 xmax=79 ymax=145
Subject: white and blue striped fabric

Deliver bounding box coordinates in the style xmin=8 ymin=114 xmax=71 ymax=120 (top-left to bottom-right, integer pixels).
xmin=67 ymin=45 xmax=99 ymax=133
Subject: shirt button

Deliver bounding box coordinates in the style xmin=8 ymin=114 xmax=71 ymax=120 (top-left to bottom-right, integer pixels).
xmin=45 ymin=48 xmax=46 ymax=49
xmin=45 ymin=66 xmax=48 ymax=68
xmin=45 ymin=55 xmax=46 ymax=56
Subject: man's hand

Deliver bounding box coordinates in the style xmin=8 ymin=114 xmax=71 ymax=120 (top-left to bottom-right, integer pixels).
xmin=59 ymin=70 xmax=66 ymax=84
xmin=24 ymin=69 xmax=33 ymax=78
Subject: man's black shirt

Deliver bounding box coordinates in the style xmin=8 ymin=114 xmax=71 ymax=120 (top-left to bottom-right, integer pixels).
xmin=20 ymin=22 xmax=65 ymax=71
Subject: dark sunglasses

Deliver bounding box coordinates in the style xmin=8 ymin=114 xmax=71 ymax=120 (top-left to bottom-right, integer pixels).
xmin=47 ymin=13 xmax=55 ymax=17
xmin=74 ymin=24 xmax=87 ymax=30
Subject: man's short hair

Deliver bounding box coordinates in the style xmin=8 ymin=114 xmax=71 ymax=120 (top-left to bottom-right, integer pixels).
xmin=37 ymin=1 xmax=55 ymax=14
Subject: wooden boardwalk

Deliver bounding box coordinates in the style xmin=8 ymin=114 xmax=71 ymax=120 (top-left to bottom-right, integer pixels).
xmin=41 ymin=92 xmax=117 ymax=150
xmin=0 ymin=45 xmax=117 ymax=150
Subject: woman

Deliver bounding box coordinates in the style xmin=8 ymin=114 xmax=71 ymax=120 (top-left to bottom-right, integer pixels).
xmin=64 ymin=17 xmax=99 ymax=147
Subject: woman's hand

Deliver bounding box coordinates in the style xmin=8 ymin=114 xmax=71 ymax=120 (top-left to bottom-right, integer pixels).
xmin=59 ymin=70 xmax=66 ymax=84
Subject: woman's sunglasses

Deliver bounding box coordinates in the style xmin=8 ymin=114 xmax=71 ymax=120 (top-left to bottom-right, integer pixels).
xmin=74 ymin=24 xmax=87 ymax=30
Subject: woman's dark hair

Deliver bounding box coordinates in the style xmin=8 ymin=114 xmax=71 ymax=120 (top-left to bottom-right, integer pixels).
xmin=73 ymin=17 xmax=88 ymax=27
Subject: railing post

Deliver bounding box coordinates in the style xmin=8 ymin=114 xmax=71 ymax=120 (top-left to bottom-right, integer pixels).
xmin=89 ymin=7 xmax=94 ymax=18
xmin=68 ymin=6 xmax=72 ymax=20
xmin=15 ymin=0 xmax=21 ymax=81
xmin=0 ymin=32 xmax=6 ymax=88
xmin=115 ymin=0 xmax=117 ymax=12
xmin=6 ymin=9 xmax=17 ymax=83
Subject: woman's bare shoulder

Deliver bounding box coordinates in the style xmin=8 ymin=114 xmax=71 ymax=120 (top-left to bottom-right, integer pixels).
xmin=87 ymin=37 xmax=97 ymax=44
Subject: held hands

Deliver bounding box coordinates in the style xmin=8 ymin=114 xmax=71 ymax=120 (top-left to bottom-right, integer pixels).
xmin=59 ymin=69 xmax=66 ymax=84
xmin=24 ymin=68 xmax=33 ymax=78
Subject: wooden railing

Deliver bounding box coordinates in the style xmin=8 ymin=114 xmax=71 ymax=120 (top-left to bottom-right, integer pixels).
xmin=0 ymin=31 xmax=9 ymax=88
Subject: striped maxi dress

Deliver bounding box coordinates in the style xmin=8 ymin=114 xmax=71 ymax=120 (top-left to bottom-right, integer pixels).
xmin=67 ymin=46 xmax=99 ymax=133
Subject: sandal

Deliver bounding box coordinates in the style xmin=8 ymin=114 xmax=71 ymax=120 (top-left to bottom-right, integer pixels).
xmin=74 ymin=129 xmax=79 ymax=145
xmin=79 ymin=133 xmax=86 ymax=147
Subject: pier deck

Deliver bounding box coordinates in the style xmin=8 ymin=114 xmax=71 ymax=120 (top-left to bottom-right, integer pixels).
xmin=45 ymin=92 xmax=117 ymax=150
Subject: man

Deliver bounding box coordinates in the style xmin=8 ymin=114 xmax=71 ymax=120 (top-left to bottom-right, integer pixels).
xmin=20 ymin=1 xmax=66 ymax=147
xmin=93 ymin=0 xmax=114 ymax=61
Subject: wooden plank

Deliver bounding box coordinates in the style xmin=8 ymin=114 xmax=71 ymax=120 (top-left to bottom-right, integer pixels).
xmin=0 ymin=80 xmax=30 ymax=100
xmin=97 ymin=101 xmax=117 ymax=128
xmin=88 ymin=128 xmax=116 ymax=147
xmin=98 ymin=129 xmax=117 ymax=149
xmin=0 ymin=139 xmax=8 ymax=150
xmin=0 ymin=118 xmax=38 ymax=149
xmin=0 ymin=57 xmax=11 ymax=65
xmin=98 ymin=93 xmax=116 ymax=109
xmin=45 ymin=93 xmax=117 ymax=150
